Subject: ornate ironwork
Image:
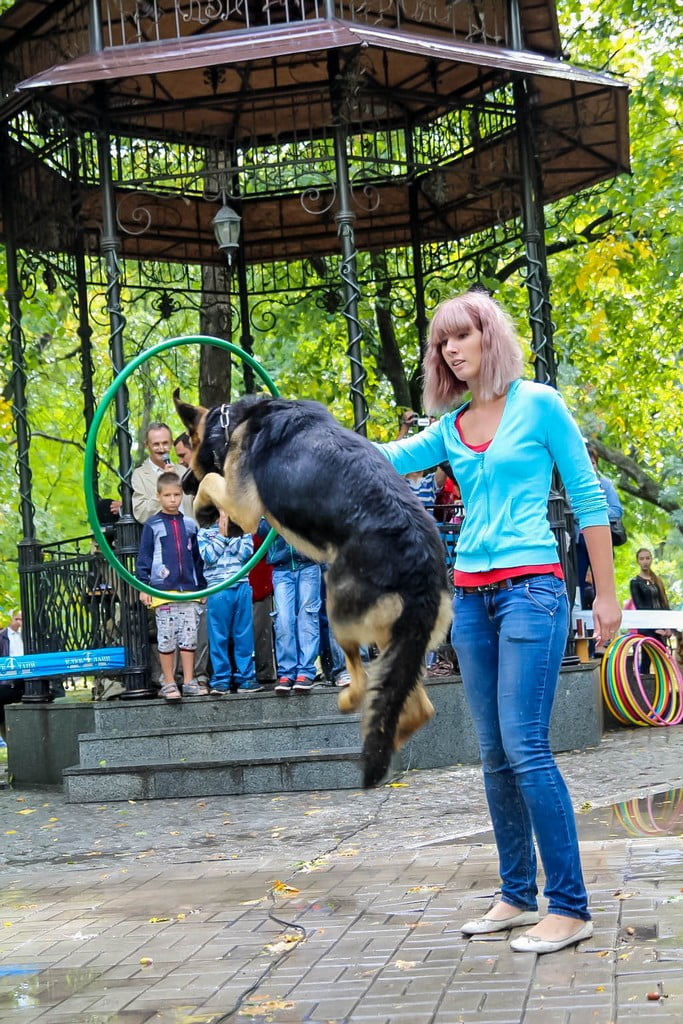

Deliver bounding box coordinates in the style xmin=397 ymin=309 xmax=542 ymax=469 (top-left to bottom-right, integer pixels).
xmin=99 ymin=0 xmax=505 ymax=46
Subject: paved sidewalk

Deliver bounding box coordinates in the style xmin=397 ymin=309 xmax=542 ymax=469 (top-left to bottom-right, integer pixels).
xmin=0 ymin=727 xmax=681 ymax=1023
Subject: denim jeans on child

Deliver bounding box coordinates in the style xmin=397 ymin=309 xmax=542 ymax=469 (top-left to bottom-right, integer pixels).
xmin=273 ymin=564 xmax=321 ymax=680
xmin=206 ymin=581 xmax=256 ymax=691
xmin=452 ymin=574 xmax=590 ymax=921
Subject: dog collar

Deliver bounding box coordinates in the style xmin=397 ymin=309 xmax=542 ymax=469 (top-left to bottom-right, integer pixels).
xmin=212 ymin=404 xmax=230 ymax=471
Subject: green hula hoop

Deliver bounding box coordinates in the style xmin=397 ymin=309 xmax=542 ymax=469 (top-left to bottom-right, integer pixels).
xmin=84 ymin=335 xmax=279 ymax=601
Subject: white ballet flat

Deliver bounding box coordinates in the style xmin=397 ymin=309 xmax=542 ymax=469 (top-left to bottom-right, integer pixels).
xmin=461 ymin=909 xmax=540 ymax=935
xmin=510 ymin=919 xmax=593 ymax=953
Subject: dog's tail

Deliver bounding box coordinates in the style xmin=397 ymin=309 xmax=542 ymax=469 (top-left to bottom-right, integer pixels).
xmin=362 ymin=587 xmax=451 ymax=788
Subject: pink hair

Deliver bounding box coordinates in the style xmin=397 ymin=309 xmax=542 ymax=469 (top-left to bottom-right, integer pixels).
xmin=422 ymin=291 xmax=524 ymax=412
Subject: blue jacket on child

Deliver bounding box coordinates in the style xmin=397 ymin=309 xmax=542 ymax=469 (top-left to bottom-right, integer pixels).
xmin=136 ymin=512 xmax=206 ymax=591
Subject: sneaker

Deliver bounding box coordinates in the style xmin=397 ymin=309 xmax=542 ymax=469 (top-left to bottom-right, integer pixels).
xmin=293 ymin=675 xmax=314 ymax=692
xmin=335 ymin=671 xmax=351 ymax=689
xmin=275 ymin=677 xmax=293 ymax=695
xmin=209 ymin=686 xmax=230 ymax=696
xmin=237 ymin=680 xmax=263 ymax=692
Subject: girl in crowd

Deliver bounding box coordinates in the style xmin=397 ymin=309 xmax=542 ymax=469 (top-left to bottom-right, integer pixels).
xmin=377 ymin=290 xmax=621 ymax=953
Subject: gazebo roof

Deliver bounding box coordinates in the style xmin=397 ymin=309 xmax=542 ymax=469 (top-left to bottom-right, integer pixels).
xmin=0 ymin=1 xmax=629 ymax=265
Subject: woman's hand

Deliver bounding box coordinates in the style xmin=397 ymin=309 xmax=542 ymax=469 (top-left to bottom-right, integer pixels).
xmin=591 ymin=593 xmax=622 ymax=647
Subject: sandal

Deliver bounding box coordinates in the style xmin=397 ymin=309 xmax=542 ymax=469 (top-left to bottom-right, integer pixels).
xmin=427 ymin=660 xmax=453 ymax=677
xmin=160 ymin=682 xmax=182 ymax=702
xmin=182 ymin=679 xmax=209 ymax=697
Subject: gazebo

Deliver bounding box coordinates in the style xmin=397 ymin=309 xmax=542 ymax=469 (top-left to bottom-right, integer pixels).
xmin=0 ymin=0 xmax=630 ymax=695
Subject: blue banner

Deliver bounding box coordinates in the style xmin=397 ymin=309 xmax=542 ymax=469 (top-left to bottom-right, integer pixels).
xmin=0 ymin=647 xmax=126 ymax=680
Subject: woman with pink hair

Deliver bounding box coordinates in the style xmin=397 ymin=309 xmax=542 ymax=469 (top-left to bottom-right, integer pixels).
xmin=378 ymin=289 xmax=621 ymax=953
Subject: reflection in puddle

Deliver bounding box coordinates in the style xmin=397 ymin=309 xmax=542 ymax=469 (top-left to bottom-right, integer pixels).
xmin=613 ymin=789 xmax=683 ymax=837
xmin=420 ymin=788 xmax=683 ymax=847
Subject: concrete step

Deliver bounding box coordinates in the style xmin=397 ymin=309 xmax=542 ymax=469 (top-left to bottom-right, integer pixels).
xmin=63 ymin=747 xmax=365 ymax=802
xmin=76 ymin=713 xmax=362 ymax=767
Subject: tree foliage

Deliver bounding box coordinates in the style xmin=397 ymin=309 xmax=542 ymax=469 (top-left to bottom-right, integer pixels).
xmin=1 ymin=0 xmax=682 ymax=611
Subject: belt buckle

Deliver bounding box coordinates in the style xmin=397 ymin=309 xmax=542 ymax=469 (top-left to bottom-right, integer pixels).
xmin=477 ymin=581 xmax=500 ymax=593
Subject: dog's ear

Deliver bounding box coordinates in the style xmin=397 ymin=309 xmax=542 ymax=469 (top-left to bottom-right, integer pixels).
xmin=173 ymin=388 xmax=206 ymax=443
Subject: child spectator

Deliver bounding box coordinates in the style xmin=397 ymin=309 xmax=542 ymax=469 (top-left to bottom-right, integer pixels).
xmin=136 ymin=472 xmax=206 ymax=702
xmin=259 ymin=526 xmax=321 ymax=694
xmin=249 ymin=532 xmax=277 ymax=688
xmin=198 ymin=510 xmax=261 ymax=694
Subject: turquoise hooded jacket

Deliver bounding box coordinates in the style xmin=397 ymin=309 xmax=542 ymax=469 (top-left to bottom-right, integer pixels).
xmin=376 ymin=379 xmax=609 ymax=574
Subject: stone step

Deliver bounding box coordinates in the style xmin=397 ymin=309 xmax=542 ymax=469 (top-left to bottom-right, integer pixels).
xmin=63 ymin=747 xmax=365 ymax=802
xmin=91 ymin=686 xmax=346 ymax=734
xmin=76 ymin=713 xmax=362 ymax=767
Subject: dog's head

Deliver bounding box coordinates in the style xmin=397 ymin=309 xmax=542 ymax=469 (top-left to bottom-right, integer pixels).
xmin=173 ymin=390 xmax=269 ymax=496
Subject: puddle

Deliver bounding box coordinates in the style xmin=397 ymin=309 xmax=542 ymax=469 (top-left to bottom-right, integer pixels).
xmin=0 ymin=967 xmax=101 ymax=1009
xmin=0 ymin=965 xmax=216 ymax=1022
xmin=418 ymin=787 xmax=683 ymax=847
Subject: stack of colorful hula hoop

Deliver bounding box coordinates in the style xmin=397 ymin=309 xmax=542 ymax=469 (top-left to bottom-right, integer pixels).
xmin=600 ymin=634 xmax=683 ymax=726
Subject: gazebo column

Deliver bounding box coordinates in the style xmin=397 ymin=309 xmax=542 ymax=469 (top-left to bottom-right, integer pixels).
xmin=406 ymin=125 xmax=429 ymax=366
xmin=509 ymin=0 xmax=577 ymax=647
xmin=97 ymin=112 xmax=153 ymax=697
xmin=1 ymin=130 xmax=50 ymax=701
xmin=509 ymin=0 xmax=557 ymax=387
xmin=327 ymin=46 xmax=368 ymax=436
xmin=69 ymin=138 xmax=97 ymax=493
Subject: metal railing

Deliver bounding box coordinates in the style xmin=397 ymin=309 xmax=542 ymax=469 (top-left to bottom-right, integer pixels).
xmin=101 ymin=0 xmax=507 ymax=47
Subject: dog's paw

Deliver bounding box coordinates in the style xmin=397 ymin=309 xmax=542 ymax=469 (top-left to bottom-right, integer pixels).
xmin=195 ymin=504 xmax=219 ymax=528
xmin=337 ymin=688 xmax=357 ymax=713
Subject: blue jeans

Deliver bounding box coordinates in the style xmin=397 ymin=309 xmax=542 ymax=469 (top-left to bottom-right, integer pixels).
xmin=273 ymin=564 xmax=321 ymax=680
xmin=206 ymin=582 xmax=255 ymax=690
xmin=452 ymin=575 xmax=590 ymax=921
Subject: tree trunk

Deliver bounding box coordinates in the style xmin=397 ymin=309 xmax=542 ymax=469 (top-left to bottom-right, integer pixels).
xmin=371 ymin=253 xmax=414 ymax=410
xmin=199 ymin=263 xmax=233 ymax=408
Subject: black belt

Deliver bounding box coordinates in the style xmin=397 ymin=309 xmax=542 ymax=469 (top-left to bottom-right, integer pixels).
xmin=458 ymin=572 xmax=548 ymax=594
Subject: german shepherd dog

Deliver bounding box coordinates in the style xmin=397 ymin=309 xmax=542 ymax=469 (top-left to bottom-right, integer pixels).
xmin=175 ymin=393 xmax=452 ymax=787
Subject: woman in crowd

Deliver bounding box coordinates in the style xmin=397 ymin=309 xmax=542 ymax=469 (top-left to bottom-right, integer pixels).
xmin=630 ymin=547 xmax=671 ymax=672
xmin=376 ymin=290 xmax=621 ymax=953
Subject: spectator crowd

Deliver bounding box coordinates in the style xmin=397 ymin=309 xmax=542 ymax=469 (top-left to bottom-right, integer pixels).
xmin=130 ymin=414 xmax=461 ymax=702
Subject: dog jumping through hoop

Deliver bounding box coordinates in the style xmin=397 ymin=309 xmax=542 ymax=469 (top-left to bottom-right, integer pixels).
xmin=175 ymin=391 xmax=452 ymax=787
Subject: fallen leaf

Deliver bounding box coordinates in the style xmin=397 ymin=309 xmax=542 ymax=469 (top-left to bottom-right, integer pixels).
xmin=614 ymin=892 xmax=636 ymax=901
xmin=3 ymin=922 xmax=12 ymax=928
xmin=394 ymin=959 xmax=417 ymax=970
xmin=148 ymin=916 xmax=171 ymax=923
xmin=139 ymin=957 xmax=153 ymax=966
xmin=336 ymin=848 xmax=359 ymax=858
xmin=240 ymin=898 xmax=265 ymax=907
xmin=169 ymin=831 xmax=180 ymax=836
xmin=263 ymin=933 xmax=302 ymax=954
xmin=238 ymin=999 xmax=294 ymax=1016
xmin=304 ymin=809 xmax=322 ymax=816
xmin=271 ymin=881 xmax=300 ymax=897
xmin=596 ymin=950 xmax=610 ymax=958
xmin=16 ymin=809 xmax=36 ymax=816
xmin=387 ymin=782 xmax=409 ymax=788
xmin=5 ymin=831 xmax=17 ymax=836
xmin=406 ymin=885 xmax=442 ymax=894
